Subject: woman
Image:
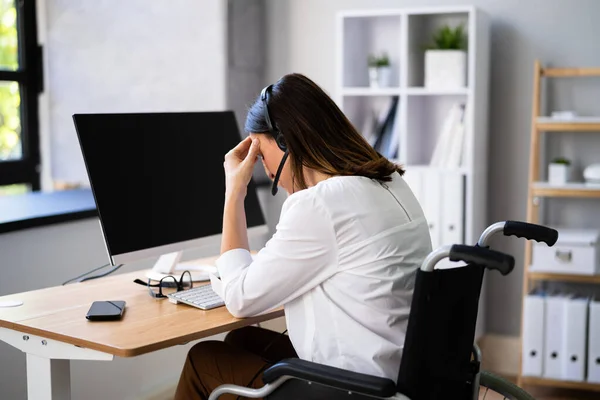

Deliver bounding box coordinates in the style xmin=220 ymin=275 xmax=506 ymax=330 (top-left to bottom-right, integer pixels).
xmin=174 ymin=73 xmax=432 ymax=399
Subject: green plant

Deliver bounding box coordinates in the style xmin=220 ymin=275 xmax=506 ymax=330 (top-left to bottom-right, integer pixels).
xmin=0 ymin=0 xmax=21 ymax=161
xmin=552 ymin=157 xmax=571 ymax=165
xmin=368 ymin=52 xmax=390 ymax=68
xmin=424 ymin=24 xmax=467 ymax=51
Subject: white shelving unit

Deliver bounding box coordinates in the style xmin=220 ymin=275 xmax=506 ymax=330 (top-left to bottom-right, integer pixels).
xmin=335 ymin=6 xmax=491 ymax=260
xmin=404 ymin=87 xmax=471 ymax=96
xmin=341 ymin=87 xmax=402 ymax=96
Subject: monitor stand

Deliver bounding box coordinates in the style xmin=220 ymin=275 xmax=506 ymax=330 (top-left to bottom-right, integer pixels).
xmin=146 ymin=251 xmax=218 ymax=282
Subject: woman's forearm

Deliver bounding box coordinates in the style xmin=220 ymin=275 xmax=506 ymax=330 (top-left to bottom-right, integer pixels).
xmin=220 ymin=193 xmax=250 ymax=254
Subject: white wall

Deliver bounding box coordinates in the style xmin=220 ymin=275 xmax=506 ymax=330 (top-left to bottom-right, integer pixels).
xmin=227 ymin=0 xmax=265 ymax=134
xmin=265 ymin=0 xmax=600 ymax=337
xmin=38 ymin=0 xmax=227 ymax=185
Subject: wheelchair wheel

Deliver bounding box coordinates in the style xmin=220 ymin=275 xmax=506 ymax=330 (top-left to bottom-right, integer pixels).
xmin=478 ymin=371 xmax=535 ymax=400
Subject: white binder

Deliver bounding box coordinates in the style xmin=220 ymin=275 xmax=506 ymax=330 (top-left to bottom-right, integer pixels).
xmin=440 ymin=171 xmax=465 ymax=246
xmin=402 ymin=169 xmax=423 ymax=205
xmin=522 ymin=292 xmax=545 ymax=377
xmin=588 ymin=299 xmax=600 ymax=383
xmin=562 ymin=296 xmax=588 ymax=381
xmin=422 ymin=170 xmax=441 ymax=251
xmin=543 ymin=295 xmax=568 ymax=379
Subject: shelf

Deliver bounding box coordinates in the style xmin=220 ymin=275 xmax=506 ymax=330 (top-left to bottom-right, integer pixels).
xmin=520 ymin=376 xmax=600 ymax=392
xmin=541 ymin=67 xmax=600 ymax=77
xmin=528 ymin=271 xmax=600 ymax=284
xmin=402 ymin=164 xmax=468 ymax=174
xmin=536 ymin=117 xmax=600 ymax=132
xmin=405 ymin=87 xmax=469 ymax=96
xmin=341 ymin=87 xmax=401 ymax=96
xmin=531 ymin=182 xmax=600 ymax=198
xmin=538 ymin=116 xmax=600 ymax=123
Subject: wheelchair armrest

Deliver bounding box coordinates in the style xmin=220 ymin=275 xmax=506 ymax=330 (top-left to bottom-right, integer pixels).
xmin=262 ymin=358 xmax=397 ymax=398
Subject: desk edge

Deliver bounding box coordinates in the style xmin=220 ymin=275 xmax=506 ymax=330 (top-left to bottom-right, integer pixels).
xmin=0 ymin=309 xmax=285 ymax=357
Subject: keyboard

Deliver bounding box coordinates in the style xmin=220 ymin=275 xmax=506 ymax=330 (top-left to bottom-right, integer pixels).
xmin=167 ymin=284 xmax=225 ymax=310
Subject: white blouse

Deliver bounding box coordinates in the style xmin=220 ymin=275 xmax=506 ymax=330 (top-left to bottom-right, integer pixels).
xmin=214 ymin=173 xmax=432 ymax=382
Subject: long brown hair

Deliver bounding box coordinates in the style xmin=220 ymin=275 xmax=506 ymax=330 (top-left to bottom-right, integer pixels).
xmin=244 ymin=73 xmax=404 ymax=190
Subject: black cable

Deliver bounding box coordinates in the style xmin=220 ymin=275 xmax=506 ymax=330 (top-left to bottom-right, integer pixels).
xmin=79 ymin=264 xmax=123 ymax=283
xmin=236 ymin=329 xmax=289 ymax=400
xmin=62 ymin=263 xmax=110 ymax=285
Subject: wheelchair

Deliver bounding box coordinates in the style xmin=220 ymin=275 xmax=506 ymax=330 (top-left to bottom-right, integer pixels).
xmin=208 ymin=221 xmax=558 ymax=400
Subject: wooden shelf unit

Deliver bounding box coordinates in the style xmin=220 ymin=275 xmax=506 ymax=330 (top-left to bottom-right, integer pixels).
xmin=528 ymin=271 xmax=600 ymax=285
xmin=519 ymin=60 xmax=600 ymax=391
xmin=531 ymin=182 xmax=600 ymax=198
xmin=541 ymin=67 xmax=600 ymax=78
xmin=536 ymin=121 xmax=600 ymax=132
xmin=520 ymin=376 xmax=600 ymax=393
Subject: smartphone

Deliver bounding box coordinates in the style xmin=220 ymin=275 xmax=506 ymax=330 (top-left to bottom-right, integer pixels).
xmin=86 ymin=301 xmax=126 ymax=321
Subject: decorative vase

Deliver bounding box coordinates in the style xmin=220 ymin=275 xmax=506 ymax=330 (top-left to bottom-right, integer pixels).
xmin=377 ymin=66 xmax=392 ymax=88
xmin=424 ymin=50 xmax=467 ymax=89
xmin=548 ymin=163 xmax=571 ymax=186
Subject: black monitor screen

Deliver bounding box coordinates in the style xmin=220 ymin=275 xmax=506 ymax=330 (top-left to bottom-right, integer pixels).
xmin=74 ymin=111 xmax=266 ymax=257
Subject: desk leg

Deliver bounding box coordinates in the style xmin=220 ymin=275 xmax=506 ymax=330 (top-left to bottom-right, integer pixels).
xmin=0 ymin=327 xmax=113 ymax=400
xmin=27 ymin=354 xmax=71 ymax=400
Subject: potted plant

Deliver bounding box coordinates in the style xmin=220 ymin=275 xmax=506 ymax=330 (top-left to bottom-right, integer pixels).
xmin=423 ymin=24 xmax=467 ymax=89
xmin=368 ymin=52 xmax=391 ymax=88
xmin=548 ymin=157 xmax=571 ymax=185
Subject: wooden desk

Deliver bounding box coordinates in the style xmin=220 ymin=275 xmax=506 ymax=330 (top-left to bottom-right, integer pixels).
xmin=0 ymin=258 xmax=284 ymax=400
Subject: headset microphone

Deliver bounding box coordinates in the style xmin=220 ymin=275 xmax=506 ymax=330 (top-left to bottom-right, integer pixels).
xmin=271 ymin=150 xmax=289 ymax=196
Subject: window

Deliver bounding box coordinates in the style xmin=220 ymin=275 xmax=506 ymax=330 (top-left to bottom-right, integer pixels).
xmin=0 ymin=0 xmax=42 ymax=192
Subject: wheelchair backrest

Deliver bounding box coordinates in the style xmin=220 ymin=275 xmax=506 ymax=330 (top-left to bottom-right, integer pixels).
xmin=396 ymin=263 xmax=484 ymax=399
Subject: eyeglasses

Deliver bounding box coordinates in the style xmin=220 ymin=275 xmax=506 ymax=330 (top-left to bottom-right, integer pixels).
xmin=133 ymin=270 xmax=193 ymax=298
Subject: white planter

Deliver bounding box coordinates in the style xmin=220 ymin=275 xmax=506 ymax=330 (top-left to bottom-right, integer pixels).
xmin=377 ymin=66 xmax=392 ymax=87
xmin=424 ymin=50 xmax=467 ymax=89
xmin=368 ymin=67 xmax=379 ymax=87
xmin=368 ymin=66 xmax=392 ymax=88
xmin=548 ymin=163 xmax=571 ymax=185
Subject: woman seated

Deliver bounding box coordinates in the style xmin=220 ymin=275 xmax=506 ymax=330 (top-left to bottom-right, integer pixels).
xmin=174 ymin=73 xmax=432 ymax=400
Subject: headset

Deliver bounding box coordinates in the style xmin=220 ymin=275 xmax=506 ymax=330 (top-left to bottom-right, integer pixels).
xmin=260 ymin=84 xmax=289 ymax=196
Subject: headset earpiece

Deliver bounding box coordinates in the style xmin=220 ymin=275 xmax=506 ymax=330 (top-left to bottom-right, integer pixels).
xmin=275 ymin=132 xmax=287 ymax=152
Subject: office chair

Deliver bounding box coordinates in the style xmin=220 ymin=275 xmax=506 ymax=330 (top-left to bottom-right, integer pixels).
xmin=208 ymin=221 xmax=558 ymax=400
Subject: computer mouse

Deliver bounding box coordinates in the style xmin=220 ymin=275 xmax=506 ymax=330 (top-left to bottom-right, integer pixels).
xmin=0 ymin=300 xmax=23 ymax=307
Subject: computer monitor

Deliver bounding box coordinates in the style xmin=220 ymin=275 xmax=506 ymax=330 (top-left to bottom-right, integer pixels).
xmin=73 ymin=111 xmax=269 ymax=281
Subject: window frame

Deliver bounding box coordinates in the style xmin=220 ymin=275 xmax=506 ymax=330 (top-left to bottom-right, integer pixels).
xmin=0 ymin=0 xmax=42 ymax=190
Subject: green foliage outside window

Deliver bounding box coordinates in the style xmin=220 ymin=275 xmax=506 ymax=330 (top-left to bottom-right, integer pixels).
xmin=0 ymin=183 xmax=27 ymax=195
xmin=0 ymin=0 xmax=21 ymax=161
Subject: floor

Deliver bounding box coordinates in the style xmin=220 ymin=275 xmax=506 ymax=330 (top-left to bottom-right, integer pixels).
xmin=478 ymin=377 xmax=600 ymax=399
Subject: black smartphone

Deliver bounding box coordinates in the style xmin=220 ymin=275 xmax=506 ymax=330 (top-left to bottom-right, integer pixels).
xmin=86 ymin=301 xmax=126 ymax=321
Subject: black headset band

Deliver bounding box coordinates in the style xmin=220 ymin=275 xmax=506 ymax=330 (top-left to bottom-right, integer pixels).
xmin=261 ymin=84 xmax=287 ymax=196
xmin=260 ymin=84 xmax=275 ymax=133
